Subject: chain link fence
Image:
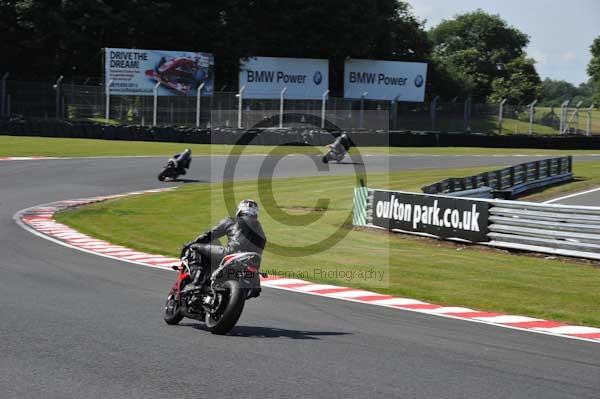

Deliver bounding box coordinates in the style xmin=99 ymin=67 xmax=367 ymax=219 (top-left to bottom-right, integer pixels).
xmin=1 ymin=79 xmax=597 ymax=134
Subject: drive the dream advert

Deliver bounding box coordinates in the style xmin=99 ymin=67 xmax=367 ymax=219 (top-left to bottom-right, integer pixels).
xmin=104 ymin=48 xmax=214 ymax=96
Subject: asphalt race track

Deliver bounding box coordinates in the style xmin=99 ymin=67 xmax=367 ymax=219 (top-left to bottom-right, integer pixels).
xmin=1 ymin=155 xmax=600 ymax=399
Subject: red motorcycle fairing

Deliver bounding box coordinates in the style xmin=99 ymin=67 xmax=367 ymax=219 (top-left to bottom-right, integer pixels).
xmin=170 ymin=267 xmax=190 ymax=295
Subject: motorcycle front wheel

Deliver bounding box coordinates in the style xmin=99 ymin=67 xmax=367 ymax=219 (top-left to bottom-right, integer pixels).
xmin=158 ymin=169 xmax=168 ymax=181
xmin=205 ymin=280 xmax=245 ymax=335
xmin=163 ymin=293 xmax=184 ymax=325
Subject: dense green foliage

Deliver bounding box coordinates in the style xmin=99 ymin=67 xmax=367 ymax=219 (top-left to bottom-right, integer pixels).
xmin=0 ymin=0 xmax=429 ymax=93
xmin=429 ymin=10 xmax=539 ymax=102
xmin=539 ymin=78 xmax=595 ymax=107
xmin=0 ymin=2 xmax=593 ymax=104
xmin=588 ymin=36 xmax=600 ymax=104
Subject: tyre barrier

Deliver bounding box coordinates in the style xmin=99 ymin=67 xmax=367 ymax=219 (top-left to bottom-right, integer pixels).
xmin=422 ymin=157 xmax=573 ymax=199
xmin=3 ymin=118 xmax=600 ymax=149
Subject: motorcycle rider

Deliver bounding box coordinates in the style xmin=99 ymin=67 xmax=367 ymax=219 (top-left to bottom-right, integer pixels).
xmin=183 ymin=199 xmax=267 ymax=291
xmin=171 ymin=148 xmax=192 ymax=176
xmin=328 ymin=133 xmax=350 ymax=153
xmin=323 ymin=133 xmax=351 ymax=163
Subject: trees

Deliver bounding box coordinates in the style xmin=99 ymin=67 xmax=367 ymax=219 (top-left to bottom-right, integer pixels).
xmin=429 ymin=10 xmax=540 ymax=102
xmin=3 ymin=0 xmax=430 ymax=89
xmin=489 ymin=56 xmax=540 ymax=104
xmin=539 ymin=78 xmax=594 ymax=107
xmin=588 ymin=36 xmax=600 ymax=104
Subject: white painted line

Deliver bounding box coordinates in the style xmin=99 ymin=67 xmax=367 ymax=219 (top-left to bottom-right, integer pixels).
xmin=121 ymin=253 xmax=159 ymax=260
xmin=130 ymin=256 xmax=173 ymax=263
xmin=90 ymin=247 xmax=131 ymax=253
xmin=370 ymin=298 xmax=426 ymax=306
xmin=326 ymin=290 xmax=377 ymax=298
xmin=262 ymin=279 xmax=309 ymax=286
xmin=474 ymin=315 xmax=542 ymax=324
xmin=544 ymin=186 xmax=600 ymax=204
xmin=14 ymin=193 xmax=600 ymax=346
xmin=293 ymin=284 xmax=340 ymax=292
xmin=423 ymin=307 xmax=475 ymax=314
xmin=533 ymin=326 xmax=600 ymax=334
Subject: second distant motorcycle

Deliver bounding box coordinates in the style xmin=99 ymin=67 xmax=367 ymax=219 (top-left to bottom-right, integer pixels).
xmin=322 ymin=133 xmax=351 ymax=163
xmin=158 ymin=148 xmax=192 ymax=181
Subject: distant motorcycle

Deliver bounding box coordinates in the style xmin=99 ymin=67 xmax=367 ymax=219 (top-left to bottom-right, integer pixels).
xmin=322 ymin=133 xmax=350 ymax=163
xmin=163 ymin=246 xmax=264 ymax=335
xmin=158 ymin=149 xmax=191 ymax=181
xmin=158 ymin=159 xmax=181 ymax=181
xmin=322 ymin=147 xmax=347 ymax=163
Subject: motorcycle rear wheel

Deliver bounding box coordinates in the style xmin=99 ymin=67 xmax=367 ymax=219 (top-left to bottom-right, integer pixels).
xmin=164 ymin=293 xmax=184 ymax=325
xmin=205 ymin=280 xmax=245 ymax=335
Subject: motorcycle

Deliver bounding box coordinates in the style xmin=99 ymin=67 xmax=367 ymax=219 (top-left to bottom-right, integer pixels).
xmin=322 ymin=134 xmax=350 ymax=164
xmin=158 ymin=159 xmax=180 ymax=181
xmin=322 ymin=147 xmax=346 ymax=163
xmin=163 ymin=246 xmax=264 ymax=335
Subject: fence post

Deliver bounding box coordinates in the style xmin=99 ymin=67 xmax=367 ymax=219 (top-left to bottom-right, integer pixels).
xmin=586 ymin=104 xmax=595 ymax=136
xmin=574 ymin=101 xmax=583 ymax=134
xmin=152 ymin=81 xmax=160 ymax=126
xmin=391 ymin=95 xmax=400 ymax=130
xmin=0 ymin=72 xmax=8 ymax=117
xmin=53 ymin=75 xmax=64 ymax=119
xmin=279 ymin=87 xmax=287 ymax=128
xmin=498 ymin=99 xmax=508 ymax=134
xmin=105 ymin=79 xmax=113 ymax=124
xmin=321 ymin=89 xmax=329 ymax=129
xmin=237 ymin=85 xmax=245 ymax=129
xmin=563 ymin=101 xmax=582 ymax=134
xmin=559 ymin=100 xmax=570 ymax=134
xmin=359 ymin=92 xmax=367 ymax=129
xmin=430 ymin=95 xmax=439 ymax=130
xmin=463 ymin=97 xmax=471 ymax=131
xmin=195 ymin=82 xmax=205 ymax=128
xmin=528 ymin=100 xmax=537 ymax=135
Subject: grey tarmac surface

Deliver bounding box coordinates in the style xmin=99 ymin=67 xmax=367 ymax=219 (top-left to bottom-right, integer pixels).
xmin=1 ymin=155 xmax=599 ymax=399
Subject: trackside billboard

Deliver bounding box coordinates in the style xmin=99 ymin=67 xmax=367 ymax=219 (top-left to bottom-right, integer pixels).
xmin=104 ymin=48 xmax=214 ymax=96
xmin=239 ymin=57 xmax=329 ymax=99
xmin=371 ymin=190 xmax=489 ymax=242
xmin=344 ymin=59 xmax=427 ymax=102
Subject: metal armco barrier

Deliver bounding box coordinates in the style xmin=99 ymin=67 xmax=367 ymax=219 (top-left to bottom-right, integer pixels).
xmin=421 ymin=156 xmax=573 ymax=199
xmin=487 ymin=200 xmax=600 ymax=260
xmin=354 ymin=187 xmax=600 ymax=261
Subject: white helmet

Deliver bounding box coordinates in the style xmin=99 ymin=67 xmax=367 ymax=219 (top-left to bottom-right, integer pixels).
xmin=236 ymin=199 xmax=259 ymax=218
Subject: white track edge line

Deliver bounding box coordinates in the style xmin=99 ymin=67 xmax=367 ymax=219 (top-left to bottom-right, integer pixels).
xmin=544 ymin=186 xmax=600 ymax=204
xmin=13 ymin=200 xmax=600 ymax=346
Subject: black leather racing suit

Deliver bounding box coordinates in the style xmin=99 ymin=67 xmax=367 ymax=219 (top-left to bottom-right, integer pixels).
xmin=172 ymin=152 xmax=191 ymax=175
xmin=189 ymin=215 xmax=267 ymax=284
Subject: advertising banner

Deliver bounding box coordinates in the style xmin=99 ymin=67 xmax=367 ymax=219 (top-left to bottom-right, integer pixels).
xmin=371 ymin=190 xmax=489 ymax=242
xmin=239 ymin=56 xmax=329 ymax=99
xmin=104 ymin=48 xmax=214 ymax=96
xmin=344 ymin=59 xmax=427 ymax=102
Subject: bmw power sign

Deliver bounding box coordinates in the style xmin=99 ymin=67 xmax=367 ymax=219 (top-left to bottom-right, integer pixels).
xmin=344 ymin=59 xmax=428 ymax=102
xmin=313 ymin=71 xmax=323 ymax=85
xmin=239 ymin=56 xmax=329 ymax=99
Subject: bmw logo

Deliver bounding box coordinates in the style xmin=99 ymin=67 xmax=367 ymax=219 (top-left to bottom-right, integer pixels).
xmin=313 ymin=71 xmax=323 ymax=85
xmin=414 ymin=74 xmax=424 ymax=88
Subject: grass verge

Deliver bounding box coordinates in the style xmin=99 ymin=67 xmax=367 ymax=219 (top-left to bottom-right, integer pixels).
xmin=4 ymin=135 xmax=600 ymax=158
xmin=56 ymin=163 xmax=600 ymax=327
